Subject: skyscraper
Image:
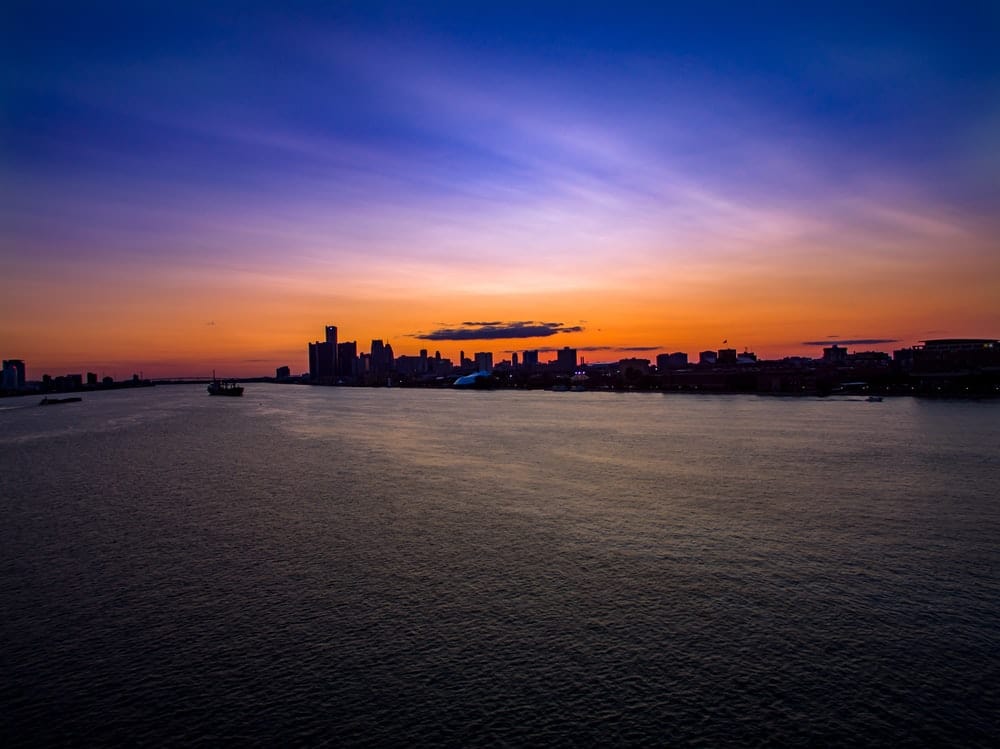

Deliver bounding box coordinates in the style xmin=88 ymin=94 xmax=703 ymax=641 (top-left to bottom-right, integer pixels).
xmin=555 ymin=347 xmax=577 ymax=373
xmin=307 ymin=324 xmax=339 ymax=382
xmin=371 ymin=339 xmax=385 ymax=376
xmin=308 ymin=341 xmax=336 ymax=381
xmin=474 ymin=352 xmax=493 ymax=372
xmin=325 ymin=325 xmax=339 ymax=374
xmin=337 ymin=341 xmax=357 ymax=379
xmin=2 ymin=359 xmax=25 ymax=390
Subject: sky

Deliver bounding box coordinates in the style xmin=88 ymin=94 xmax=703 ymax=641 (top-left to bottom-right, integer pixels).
xmin=3 ymin=1 xmax=999 ymax=378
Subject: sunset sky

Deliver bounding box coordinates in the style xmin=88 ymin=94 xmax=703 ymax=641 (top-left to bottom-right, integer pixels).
xmin=3 ymin=2 xmax=999 ymax=378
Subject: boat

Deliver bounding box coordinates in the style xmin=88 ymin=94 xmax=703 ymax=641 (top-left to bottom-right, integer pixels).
xmin=39 ymin=396 xmax=82 ymax=405
xmin=207 ymin=373 xmax=244 ymax=397
xmin=866 ymin=395 xmax=883 ymax=402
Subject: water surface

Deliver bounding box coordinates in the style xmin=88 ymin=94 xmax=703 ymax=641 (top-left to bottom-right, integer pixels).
xmin=2 ymin=386 xmax=998 ymax=746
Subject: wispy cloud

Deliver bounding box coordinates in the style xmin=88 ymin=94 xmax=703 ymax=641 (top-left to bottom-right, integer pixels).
xmin=413 ymin=321 xmax=584 ymax=341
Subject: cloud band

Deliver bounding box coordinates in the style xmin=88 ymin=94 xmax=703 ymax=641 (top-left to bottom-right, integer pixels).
xmin=413 ymin=321 xmax=584 ymax=341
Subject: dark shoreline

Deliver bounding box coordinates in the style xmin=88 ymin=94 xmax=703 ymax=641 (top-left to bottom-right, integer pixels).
xmin=5 ymin=376 xmax=997 ymax=400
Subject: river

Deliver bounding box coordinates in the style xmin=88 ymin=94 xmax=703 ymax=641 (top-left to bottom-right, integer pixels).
xmin=2 ymin=385 xmax=998 ymax=745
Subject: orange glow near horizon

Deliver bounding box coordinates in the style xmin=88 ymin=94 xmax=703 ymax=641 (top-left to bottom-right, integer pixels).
xmin=8 ymin=226 xmax=999 ymax=379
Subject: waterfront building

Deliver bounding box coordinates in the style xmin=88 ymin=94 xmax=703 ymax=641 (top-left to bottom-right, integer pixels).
xmin=366 ymin=340 xmax=394 ymax=381
xmin=823 ymin=345 xmax=848 ymax=364
xmin=371 ymin=339 xmax=385 ymax=375
xmin=429 ymin=356 xmax=453 ymax=376
xmin=699 ymin=350 xmax=717 ymax=365
xmin=395 ymin=352 xmax=434 ymax=377
xmin=553 ymin=347 xmax=577 ymax=373
xmin=394 ymin=355 xmax=423 ymax=376
xmin=717 ymin=348 xmax=738 ymax=366
xmin=337 ymin=341 xmax=358 ymax=379
xmin=922 ymin=338 xmax=999 ymax=351
xmin=893 ymin=347 xmax=915 ymax=370
xmin=307 ymin=324 xmax=339 ymax=381
xmin=657 ymin=352 xmax=689 ymax=370
xmin=325 ymin=325 xmax=339 ymax=375
xmin=910 ymin=338 xmax=1000 ymax=372
xmin=619 ymin=358 xmax=650 ymax=378
xmin=2 ymin=359 xmax=26 ymax=390
xmin=308 ymin=341 xmax=336 ymax=381
xmin=276 ymin=365 xmax=291 ymax=379
xmin=848 ymin=351 xmax=890 ymax=368
xmin=474 ymin=352 xmax=493 ymax=372
xmin=523 ymin=350 xmax=539 ymax=372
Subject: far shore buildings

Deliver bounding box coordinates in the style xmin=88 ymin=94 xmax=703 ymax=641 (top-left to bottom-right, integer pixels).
xmin=0 ymin=357 xmax=152 ymax=396
xmin=4 ymin=334 xmax=997 ymax=397
xmin=298 ymin=325 xmax=999 ymax=395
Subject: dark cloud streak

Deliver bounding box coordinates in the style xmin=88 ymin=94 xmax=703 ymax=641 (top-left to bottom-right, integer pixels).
xmin=413 ymin=321 xmax=584 ymax=341
xmin=802 ymin=338 xmax=899 ymax=346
